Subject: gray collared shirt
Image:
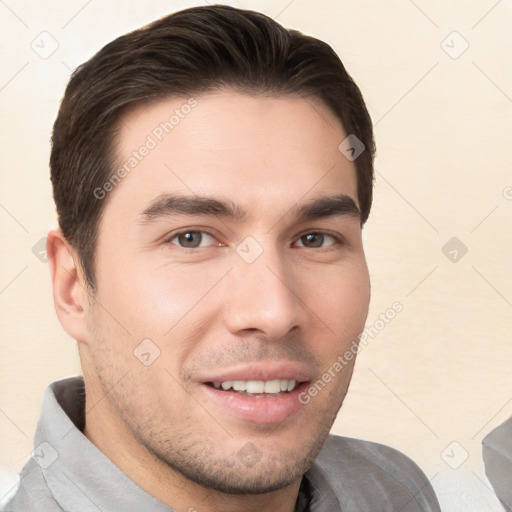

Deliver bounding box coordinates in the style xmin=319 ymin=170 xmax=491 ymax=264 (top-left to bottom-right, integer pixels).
xmin=483 ymin=417 xmax=512 ymax=511
xmin=2 ymin=377 xmax=440 ymax=512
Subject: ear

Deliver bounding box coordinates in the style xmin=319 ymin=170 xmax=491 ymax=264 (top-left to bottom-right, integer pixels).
xmin=47 ymin=229 xmax=91 ymax=344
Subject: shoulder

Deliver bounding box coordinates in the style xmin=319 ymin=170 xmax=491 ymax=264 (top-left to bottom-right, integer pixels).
xmin=319 ymin=434 xmax=431 ymax=482
xmin=309 ymin=434 xmax=441 ymax=512
xmin=482 ymin=417 xmax=512 ymax=510
xmin=1 ymin=459 xmax=62 ymax=512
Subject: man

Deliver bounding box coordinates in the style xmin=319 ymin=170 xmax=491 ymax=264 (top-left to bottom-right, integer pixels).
xmin=4 ymin=5 xmax=440 ymax=511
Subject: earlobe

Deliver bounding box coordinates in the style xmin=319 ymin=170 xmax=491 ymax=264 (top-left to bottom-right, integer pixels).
xmin=47 ymin=229 xmax=90 ymax=344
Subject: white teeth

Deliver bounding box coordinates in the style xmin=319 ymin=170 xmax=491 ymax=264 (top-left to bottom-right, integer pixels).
xmin=264 ymin=380 xmax=281 ymax=393
xmin=221 ymin=381 xmax=233 ymax=390
xmin=233 ymin=380 xmax=246 ymax=391
xmin=247 ymin=381 xmax=265 ymax=393
xmin=213 ymin=379 xmax=297 ymax=394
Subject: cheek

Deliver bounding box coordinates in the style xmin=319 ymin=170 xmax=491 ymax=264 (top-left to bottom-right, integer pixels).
xmin=301 ymin=259 xmax=370 ymax=339
xmin=85 ymin=295 xmax=196 ymax=414
xmin=95 ymin=255 xmax=230 ymax=339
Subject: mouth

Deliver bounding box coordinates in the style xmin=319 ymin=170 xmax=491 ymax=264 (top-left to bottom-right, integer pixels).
xmin=196 ymin=363 xmax=313 ymax=424
xmin=198 ymin=371 xmax=311 ymax=424
xmin=205 ymin=379 xmax=301 ymax=397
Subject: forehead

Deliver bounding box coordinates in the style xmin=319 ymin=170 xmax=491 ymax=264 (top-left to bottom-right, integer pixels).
xmin=107 ymin=91 xmax=358 ymax=221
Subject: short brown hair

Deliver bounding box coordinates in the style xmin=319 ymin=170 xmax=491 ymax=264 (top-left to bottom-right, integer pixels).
xmin=50 ymin=4 xmax=375 ymax=290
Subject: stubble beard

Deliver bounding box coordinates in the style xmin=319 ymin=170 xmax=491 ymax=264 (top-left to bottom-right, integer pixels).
xmin=106 ymin=377 xmax=350 ymax=495
xmin=84 ymin=303 xmax=355 ymax=496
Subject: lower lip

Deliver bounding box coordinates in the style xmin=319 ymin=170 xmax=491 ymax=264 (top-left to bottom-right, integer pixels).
xmin=199 ymin=382 xmax=309 ymax=424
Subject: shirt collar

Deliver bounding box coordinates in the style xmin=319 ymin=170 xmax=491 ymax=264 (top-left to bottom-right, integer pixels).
xmin=35 ymin=377 xmax=173 ymax=511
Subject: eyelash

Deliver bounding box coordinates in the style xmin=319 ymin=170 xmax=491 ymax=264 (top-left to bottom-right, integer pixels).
xmin=165 ymin=229 xmax=345 ymax=250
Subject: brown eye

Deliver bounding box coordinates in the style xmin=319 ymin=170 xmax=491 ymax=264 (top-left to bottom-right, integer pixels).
xmin=302 ymin=233 xmax=323 ymax=248
xmin=178 ymin=232 xmax=202 ymax=247
xmin=169 ymin=231 xmax=215 ymax=248
xmin=296 ymin=232 xmax=337 ymax=248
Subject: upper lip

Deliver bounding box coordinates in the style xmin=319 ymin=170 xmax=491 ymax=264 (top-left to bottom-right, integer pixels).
xmin=195 ymin=362 xmax=313 ymax=384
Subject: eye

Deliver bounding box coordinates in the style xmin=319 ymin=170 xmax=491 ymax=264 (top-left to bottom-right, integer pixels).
xmin=295 ymin=232 xmax=338 ymax=248
xmin=168 ymin=230 xmax=217 ymax=248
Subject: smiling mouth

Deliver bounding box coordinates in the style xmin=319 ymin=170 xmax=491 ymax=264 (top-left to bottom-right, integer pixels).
xmin=206 ymin=379 xmax=301 ymax=397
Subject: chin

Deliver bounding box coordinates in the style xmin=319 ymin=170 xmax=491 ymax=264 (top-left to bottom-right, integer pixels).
xmin=146 ymin=428 xmax=328 ymax=496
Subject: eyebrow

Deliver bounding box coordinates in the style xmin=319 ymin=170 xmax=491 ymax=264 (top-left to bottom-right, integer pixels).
xmin=293 ymin=194 xmax=360 ymax=222
xmin=138 ymin=192 xmax=360 ymax=224
xmin=139 ymin=193 xmax=246 ymax=223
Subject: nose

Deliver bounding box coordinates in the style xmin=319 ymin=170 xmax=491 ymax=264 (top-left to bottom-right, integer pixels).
xmin=222 ymin=246 xmax=303 ymax=339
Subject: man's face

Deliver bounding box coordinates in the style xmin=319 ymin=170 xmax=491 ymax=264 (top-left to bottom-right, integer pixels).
xmin=82 ymin=91 xmax=370 ymax=493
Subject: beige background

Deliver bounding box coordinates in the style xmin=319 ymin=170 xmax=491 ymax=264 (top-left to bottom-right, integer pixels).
xmin=1 ymin=1 xmax=511 ymax=510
